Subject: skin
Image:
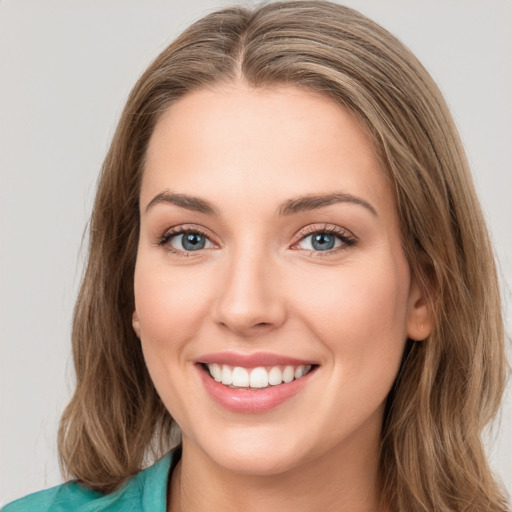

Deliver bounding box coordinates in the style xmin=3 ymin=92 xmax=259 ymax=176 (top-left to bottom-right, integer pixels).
xmin=132 ymin=82 xmax=431 ymax=512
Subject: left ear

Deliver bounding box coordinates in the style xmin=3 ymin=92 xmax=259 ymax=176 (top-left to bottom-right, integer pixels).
xmin=132 ymin=309 xmax=141 ymax=339
xmin=406 ymin=280 xmax=433 ymax=341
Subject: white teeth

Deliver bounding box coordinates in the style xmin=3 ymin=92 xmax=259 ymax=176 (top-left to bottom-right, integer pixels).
xmin=282 ymin=366 xmax=295 ymax=383
xmin=206 ymin=363 xmax=313 ymax=388
xmin=209 ymin=363 xmax=222 ymax=382
xmin=232 ymin=367 xmax=249 ymax=387
xmin=294 ymin=365 xmax=311 ymax=379
xmin=221 ymin=365 xmax=233 ymax=385
xmin=249 ymin=367 xmax=269 ymax=388
xmin=268 ymin=366 xmax=283 ymax=386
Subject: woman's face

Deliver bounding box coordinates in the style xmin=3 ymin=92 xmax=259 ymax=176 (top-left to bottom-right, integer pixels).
xmin=133 ymin=83 xmax=429 ymax=475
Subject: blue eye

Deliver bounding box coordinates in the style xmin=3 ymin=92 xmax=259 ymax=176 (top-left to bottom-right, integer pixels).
xmin=311 ymin=233 xmax=337 ymax=251
xmin=169 ymin=232 xmax=212 ymax=251
xmin=297 ymin=230 xmax=351 ymax=252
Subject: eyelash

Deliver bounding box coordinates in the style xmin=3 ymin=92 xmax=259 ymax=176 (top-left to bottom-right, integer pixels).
xmin=156 ymin=223 xmax=357 ymax=257
xmin=156 ymin=224 xmax=215 ymax=257
xmin=292 ymin=224 xmax=357 ymax=256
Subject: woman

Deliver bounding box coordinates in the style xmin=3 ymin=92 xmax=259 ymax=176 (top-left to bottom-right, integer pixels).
xmin=3 ymin=1 xmax=509 ymax=511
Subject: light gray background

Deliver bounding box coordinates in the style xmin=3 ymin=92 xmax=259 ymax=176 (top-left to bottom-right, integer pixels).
xmin=1 ymin=0 xmax=511 ymax=505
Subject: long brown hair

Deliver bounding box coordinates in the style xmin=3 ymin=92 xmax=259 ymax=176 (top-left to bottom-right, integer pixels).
xmin=58 ymin=2 xmax=509 ymax=510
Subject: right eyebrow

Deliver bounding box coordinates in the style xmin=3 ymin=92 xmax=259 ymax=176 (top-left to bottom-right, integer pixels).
xmin=145 ymin=191 xmax=220 ymax=215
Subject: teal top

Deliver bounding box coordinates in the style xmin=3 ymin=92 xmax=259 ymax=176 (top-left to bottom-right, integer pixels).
xmin=2 ymin=451 xmax=177 ymax=512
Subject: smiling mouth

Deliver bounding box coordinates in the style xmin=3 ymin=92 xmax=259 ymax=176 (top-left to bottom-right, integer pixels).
xmin=200 ymin=363 xmax=317 ymax=389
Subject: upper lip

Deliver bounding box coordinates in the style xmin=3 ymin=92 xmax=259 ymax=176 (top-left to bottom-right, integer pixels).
xmin=197 ymin=352 xmax=317 ymax=368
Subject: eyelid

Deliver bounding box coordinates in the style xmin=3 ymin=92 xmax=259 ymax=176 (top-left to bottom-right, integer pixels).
xmin=291 ymin=223 xmax=358 ymax=254
xmin=155 ymin=223 xmax=219 ymax=255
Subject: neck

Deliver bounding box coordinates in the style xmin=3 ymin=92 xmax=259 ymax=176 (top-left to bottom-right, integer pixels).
xmin=168 ymin=432 xmax=387 ymax=512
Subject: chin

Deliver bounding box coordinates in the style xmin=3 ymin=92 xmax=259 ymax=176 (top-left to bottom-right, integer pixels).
xmin=192 ymin=425 xmax=311 ymax=476
xmin=212 ymin=446 xmax=304 ymax=476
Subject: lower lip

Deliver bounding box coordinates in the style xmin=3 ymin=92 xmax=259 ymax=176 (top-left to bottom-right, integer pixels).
xmin=197 ymin=365 xmax=315 ymax=414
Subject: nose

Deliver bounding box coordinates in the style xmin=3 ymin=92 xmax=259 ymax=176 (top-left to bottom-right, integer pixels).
xmin=211 ymin=246 xmax=287 ymax=337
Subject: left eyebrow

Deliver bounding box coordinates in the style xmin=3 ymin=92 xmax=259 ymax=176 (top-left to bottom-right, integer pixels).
xmin=278 ymin=192 xmax=378 ymax=217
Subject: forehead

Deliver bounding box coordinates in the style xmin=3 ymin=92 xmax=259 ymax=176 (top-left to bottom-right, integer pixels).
xmin=142 ymin=83 xmax=392 ymax=219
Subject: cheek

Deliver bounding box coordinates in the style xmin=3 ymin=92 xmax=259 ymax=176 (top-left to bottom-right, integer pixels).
xmin=133 ymin=257 xmax=214 ymax=422
xmin=292 ymin=254 xmax=410 ymax=369
xmin=133 ymin=257 xmax=212 ymax=365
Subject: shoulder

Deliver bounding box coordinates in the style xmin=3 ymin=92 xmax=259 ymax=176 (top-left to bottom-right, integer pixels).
xmin=2 ymin=452 xmax=175 ymax=512
xmin=1 ymin=481 xmax=100 ymax=512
